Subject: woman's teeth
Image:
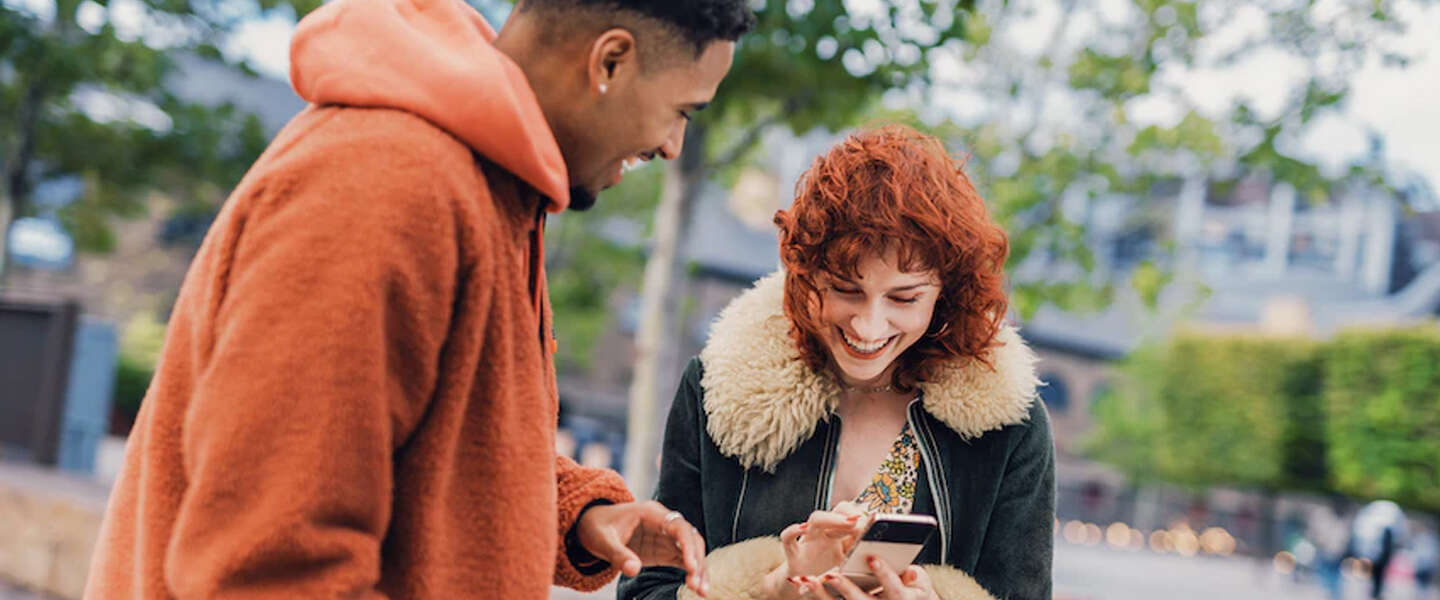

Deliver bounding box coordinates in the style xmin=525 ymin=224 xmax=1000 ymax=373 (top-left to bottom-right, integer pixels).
xmin=621 ymin=158 xmax=643 ymax=174
xmin=842 ymin=330 xmax=891 ymax=354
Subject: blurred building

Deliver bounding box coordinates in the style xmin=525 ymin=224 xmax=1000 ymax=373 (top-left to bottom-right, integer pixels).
xmin=1022 ymin=167 xmax=1440 ymax=454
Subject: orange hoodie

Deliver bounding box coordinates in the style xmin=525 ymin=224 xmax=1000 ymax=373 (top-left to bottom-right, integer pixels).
xmin=84 ymin=0 xmax=633 ymax=596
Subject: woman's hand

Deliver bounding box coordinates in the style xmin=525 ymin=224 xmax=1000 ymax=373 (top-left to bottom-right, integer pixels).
xmin=791 ymin=558 xmax=940 ymax=600
xmin=762 ymin=502 xmax=870 ymax=599
xmin=783 ymin=503 xmax=869 ymax=576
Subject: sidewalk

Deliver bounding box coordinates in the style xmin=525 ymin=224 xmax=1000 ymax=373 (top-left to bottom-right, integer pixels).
xmin=0 ymin=461 xmax=109 ymax=600
xmin=548 ymin=542 xmax=1435 ymax=600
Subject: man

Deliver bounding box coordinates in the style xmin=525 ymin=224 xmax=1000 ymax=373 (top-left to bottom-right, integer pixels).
xmin=84 ymin=0 xmax=753 ymax=597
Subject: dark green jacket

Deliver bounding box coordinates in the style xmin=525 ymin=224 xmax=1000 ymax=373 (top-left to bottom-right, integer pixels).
xmin=618 ymin=273 xmax=1055 ymax=600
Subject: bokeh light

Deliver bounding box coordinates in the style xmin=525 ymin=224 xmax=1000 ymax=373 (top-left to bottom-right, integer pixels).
xmin=1106 ymin=522 xmax=1131 ymax=548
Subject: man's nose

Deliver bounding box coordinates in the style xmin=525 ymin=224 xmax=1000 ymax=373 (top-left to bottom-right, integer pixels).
xmin=657 ymin=121 xmax=686 ymax=160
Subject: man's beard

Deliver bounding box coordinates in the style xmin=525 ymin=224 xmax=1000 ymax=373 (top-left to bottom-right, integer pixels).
xmin=568 ymin=186 xmax=598 ymax=212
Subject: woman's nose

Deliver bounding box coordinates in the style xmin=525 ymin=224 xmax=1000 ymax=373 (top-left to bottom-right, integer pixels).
xmin=850 ymin=305 xmax=889 ymax=340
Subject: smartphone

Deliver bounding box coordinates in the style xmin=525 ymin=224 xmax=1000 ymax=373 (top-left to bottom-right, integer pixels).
xmin=828 ymin=513 xmax=938 ymax=592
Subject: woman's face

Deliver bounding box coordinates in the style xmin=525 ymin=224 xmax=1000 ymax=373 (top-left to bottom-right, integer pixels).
xmin=817 ymin=249 xmax=941 ymax=387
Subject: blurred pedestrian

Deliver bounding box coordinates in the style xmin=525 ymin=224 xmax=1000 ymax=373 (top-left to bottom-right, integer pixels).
xmin=83 ymin=0 xmax=755 ymax=597
xmin=1349 ymin=500 xmax=1409 ymax=599
xmin=1414 ymin=524 xmax=1438 ymax=600
xmin=1309 ymin=501 xmax=1350 ymax=600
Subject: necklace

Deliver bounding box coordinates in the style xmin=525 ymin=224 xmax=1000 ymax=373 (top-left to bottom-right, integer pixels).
xmin=841 ymin=381 xmax=896 ymax=394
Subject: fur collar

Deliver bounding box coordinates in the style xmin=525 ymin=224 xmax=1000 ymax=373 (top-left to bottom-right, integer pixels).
xmin=698 ymin=272 xmax=1040 ymax=472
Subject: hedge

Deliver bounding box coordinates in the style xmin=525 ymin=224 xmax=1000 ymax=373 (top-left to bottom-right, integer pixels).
xmin=1089 ymin=325 xmax=1438 ymax=511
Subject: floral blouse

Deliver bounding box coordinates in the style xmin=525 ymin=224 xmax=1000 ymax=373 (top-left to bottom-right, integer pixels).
xmin=854 ymin=422 xmax=922 ymax=514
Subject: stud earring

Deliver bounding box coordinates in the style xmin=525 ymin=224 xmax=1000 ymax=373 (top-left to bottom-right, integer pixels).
xmin=599 ymin=84 xmax=608 ymax=95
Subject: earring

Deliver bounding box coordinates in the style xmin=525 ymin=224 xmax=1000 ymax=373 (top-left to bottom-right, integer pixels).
xmin=598 ymin=84 xmax=608 ymax=95
xmin=929 ymin=322 xmax=951 ymax=338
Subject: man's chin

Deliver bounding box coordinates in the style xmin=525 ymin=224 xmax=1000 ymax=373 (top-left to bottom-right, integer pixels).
xmin=567 ymin=185 xmax=598 ymax=212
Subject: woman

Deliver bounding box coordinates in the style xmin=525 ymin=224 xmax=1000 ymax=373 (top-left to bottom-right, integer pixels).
xmin=618 ymin=125 xmax=1054 ymax=600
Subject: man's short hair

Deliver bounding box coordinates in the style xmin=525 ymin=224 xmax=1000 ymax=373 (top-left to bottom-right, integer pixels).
xmin=516 ymin=0 xmax=756 ymax=58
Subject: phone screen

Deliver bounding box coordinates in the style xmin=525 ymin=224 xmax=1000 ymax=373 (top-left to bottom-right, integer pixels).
xmin=859 ymin=518 xmax=936 ymax=545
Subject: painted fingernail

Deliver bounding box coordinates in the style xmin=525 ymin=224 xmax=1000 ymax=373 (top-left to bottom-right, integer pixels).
xmin=846 ymin=514 xmax=861 ymax=522
xmin=867 ymin=556 xmax=879 ymax=568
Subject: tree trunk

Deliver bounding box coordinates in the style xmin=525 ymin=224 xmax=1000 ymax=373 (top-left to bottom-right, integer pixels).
xmin=622 ymin=126 xmax=707 ymax=497
xmin=1 ymin=81 xmax=49 ymax=288
xmin=0 ymin=194 xmax=12 ymax=285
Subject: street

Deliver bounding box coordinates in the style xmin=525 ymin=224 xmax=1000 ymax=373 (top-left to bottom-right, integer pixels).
xmin=4 ymin=540 xmax=1432 ymax=599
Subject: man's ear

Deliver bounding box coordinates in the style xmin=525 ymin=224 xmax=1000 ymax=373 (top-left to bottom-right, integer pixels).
xmin=587 ymin=28 xmax=638 ymax=96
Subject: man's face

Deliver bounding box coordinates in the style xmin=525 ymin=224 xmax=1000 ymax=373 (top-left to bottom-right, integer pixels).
xmin=566 ymin=39 xmax=736 ymax=210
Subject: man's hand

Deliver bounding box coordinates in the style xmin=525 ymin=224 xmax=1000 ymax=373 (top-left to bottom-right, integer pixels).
xmin=575 ymin=500 xmax=709 ymax=597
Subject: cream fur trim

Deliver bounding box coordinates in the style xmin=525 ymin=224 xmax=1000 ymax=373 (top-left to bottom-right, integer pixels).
xmin=699 ymin=272 xmax=1039 ymax=472
xmin=677 ymin=536 xmax=786 ymax=600
xmin=922 ymin=564 xmax=1000 ymax=600
xmin=676 ymin=537 xmax=997 ymax=600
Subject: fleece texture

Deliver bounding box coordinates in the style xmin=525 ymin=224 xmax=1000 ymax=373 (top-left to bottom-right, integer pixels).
xmin=83 ymin=0 xmax=633 ymax=597
xmin=699 ymin=272 xmax=1041 ymax=472
xmin=672 ymin=537 xmax=997 ymax=600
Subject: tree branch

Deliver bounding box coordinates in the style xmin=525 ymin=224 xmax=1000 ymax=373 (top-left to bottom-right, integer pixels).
xmin=5 ymin=81 xmax=48 ymax=212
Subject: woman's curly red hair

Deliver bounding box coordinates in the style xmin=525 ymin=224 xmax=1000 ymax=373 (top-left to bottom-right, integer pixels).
xmin=773 ymin=124 xmax=1010 ymax=385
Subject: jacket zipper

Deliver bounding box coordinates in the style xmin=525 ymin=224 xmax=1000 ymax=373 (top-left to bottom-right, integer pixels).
xmin=908 ymin=398 xmax=950 ymax=563
xmin=814 ymin=415 xmax=842 ymax=510
xmin=732 ymin=469 xmax=751 ymax=542
xmin=530 ymin=203 xmax=548 ymax=353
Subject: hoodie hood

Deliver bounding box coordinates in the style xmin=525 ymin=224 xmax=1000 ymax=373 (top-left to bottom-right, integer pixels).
xmin=289 ymin=0 xmax=571 ymax=210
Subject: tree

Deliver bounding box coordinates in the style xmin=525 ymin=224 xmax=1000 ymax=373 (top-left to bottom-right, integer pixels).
xmin=0 ymin=0 xmax=318 ymax=282
xmin=1324 ymin=328 xmax=1440 ymax=512
xmin=623 ymin=0 xmax=980 ymax=495
xmin=1086 ymin=332 xmax=1326 ymax=555
xmin=885 ymin=0 xmax=1430 ymax=322
xmin=545 ymin=160 xmax=662 ymax=374
xmin=924 ymin=0 xmax=1429 ymax=317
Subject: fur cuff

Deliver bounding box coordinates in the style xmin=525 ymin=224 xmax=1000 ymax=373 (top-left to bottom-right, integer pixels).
xmin=676 ymin=537 xmax=996 ymax=600
xmin=678 ymin=537 xmax=787 ymax=600
xmin=921 ymin=564 xmax=998 ymax=600
xmin=552 ymin=465 xmax=635 ymax=591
